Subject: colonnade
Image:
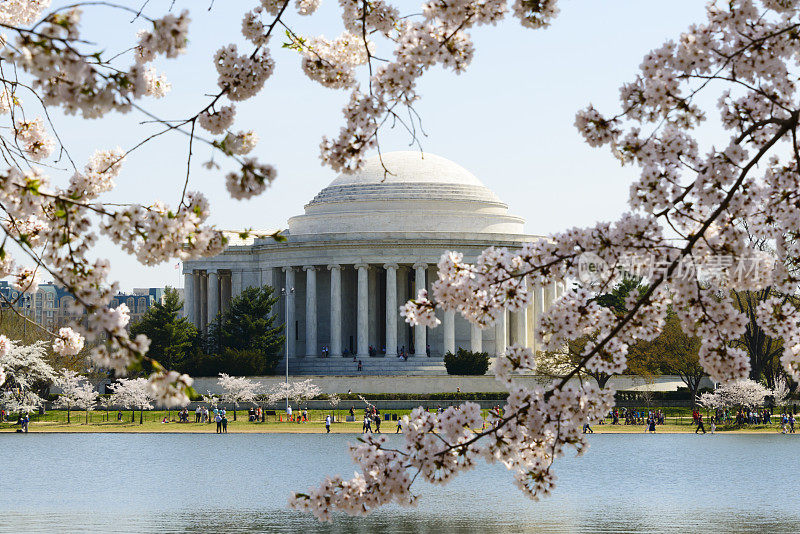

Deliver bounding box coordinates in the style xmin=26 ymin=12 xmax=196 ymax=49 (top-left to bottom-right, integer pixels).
xmin=184 ymin=264 xmax=566 ymax=358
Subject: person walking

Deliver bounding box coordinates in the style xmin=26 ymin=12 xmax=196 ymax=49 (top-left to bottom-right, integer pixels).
xmin=222 ymin=413 xmax=228 ymax=433
xmin=710 ymin=416 xmax=716 ymax=434
xmin=396 ymin=417 xmax=402 ymax=433
xmin=790 ymin=414 xmax=796 ymax=434
xmin=583 ymin=422 xmax=593 ymax=434
xmin=695 ymin=414 xmax=706 ymax=434
xmin=215 ymin=412 xmax=223 ymax=433
xmin=362 ymin=414 xmax=372 ymax=433
xmin=325 ymin=414 xmax=331 ymax=433
xmin=374 ymin=413 xmax=381 ymax=433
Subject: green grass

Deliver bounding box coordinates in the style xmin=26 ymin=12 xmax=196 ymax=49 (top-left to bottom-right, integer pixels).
xmin=2 ymin=407 xmax=796 ymax=434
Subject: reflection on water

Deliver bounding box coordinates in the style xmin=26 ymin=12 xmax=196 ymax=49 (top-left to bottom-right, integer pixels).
xmin=1 ymin=433 xmax=798 ymax=533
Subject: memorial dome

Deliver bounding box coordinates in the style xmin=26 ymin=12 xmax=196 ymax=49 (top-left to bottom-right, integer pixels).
xmin=288 ymin=151 xmax=524 ymax=236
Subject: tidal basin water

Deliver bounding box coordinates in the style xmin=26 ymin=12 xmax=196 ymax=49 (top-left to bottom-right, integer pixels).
xmin=1 ymin=433 xmax=799 ymax=533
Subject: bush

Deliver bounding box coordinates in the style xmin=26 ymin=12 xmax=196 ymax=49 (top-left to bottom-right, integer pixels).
xmin=443 ymin=348 xmax=490 ymax=375
xmin=187 ymin=348 xmax=282 ymax=377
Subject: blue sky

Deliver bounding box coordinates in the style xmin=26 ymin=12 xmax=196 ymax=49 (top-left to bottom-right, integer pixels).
xmin=42 ymin=0 xmax=709 ymax=289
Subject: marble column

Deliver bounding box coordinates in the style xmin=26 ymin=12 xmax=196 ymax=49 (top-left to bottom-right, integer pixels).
xmin=261 ymin=267 xmax=275 ymax=289
xmin=207 ymin=270 xmax=219 ymax=325
xmin=220 ymin=272 xmax=232 ymax=314
xmin=199 ymin=272 xmax=208 ymax=333
xmin=526 ymin=279 xmax=536 ymax=352
xmin=533 ymin=281 xmax=544 ymax=353
xmin=513 ymin=307 xmax=526 ymax=347
xmin=413 ymin=263 xmax=427 ymax=356
xmin=192 ymin=270 xmax=201 ymax=329
xmin=544 ymin=282 xmax=555 ymax=312
xmin=356 ymin=264 xmax=369 ymax=357
xmin=443 ymin=310 xmax=455 ymax=355
xmin=397 ymin=267 xmax=409 ymax=351
xmin=328 ymin=265 xmax=342 ymax=357
xmin=471 ymin=323 xmax=482 ymax=352
xmin=232 ymin=270 xmax=243 ymax=299
xmin=304 ymin=266 xmax=317 ymax=357
xmin=384 ymin=264 xmax=398 ymax=357
xmin=283 ymin=267 xmax=296 ymax=358
xmin=183 ymin=272 xmax=194 ymax=322
xmin=368 ymin=267 xmax=378 ymax=348
xmin=495 ymin=310 xmax=507 ymax=356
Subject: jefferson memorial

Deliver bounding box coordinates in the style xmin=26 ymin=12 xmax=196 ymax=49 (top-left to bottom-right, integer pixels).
xmin=183 ymin=151 xmax=564 ymax=375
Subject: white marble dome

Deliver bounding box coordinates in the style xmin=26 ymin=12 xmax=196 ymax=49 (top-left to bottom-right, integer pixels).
xmin=288 ymin=151 xmax=524 ymax=237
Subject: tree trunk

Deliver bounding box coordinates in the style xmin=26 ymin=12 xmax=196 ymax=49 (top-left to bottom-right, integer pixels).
xmin=67 ymin=407 xmax=70 ymax=424
xmin=131 ymin=409 xmax=135 ymax=423
xmin=233 ymin=408 xmax=237 ymax=421
xmin=688 ymin=381 xmax=701 ymax=407
xmin=139 ymin=409 xmax=143 ymax=425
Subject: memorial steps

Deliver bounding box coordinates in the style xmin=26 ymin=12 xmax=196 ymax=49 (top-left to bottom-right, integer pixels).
xmin=281 ymin=356 xmax=451 ymax=376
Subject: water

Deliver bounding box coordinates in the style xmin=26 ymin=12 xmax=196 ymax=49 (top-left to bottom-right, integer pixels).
xmin=1 ymin=433 xmax=798 ymax=533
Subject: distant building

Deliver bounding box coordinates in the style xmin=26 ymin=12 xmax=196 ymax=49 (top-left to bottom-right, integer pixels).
xmin=184 ymin=151 xmax=565 ymax=375
xmin=0 ymin=281 xmax=167 ymax=330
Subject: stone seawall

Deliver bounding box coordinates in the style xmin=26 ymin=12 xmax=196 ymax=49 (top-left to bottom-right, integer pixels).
xmin=188 ymin=374 xmax=714 ymax=395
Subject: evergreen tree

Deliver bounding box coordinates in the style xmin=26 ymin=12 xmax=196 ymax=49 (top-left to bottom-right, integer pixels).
xmin=206 ymin=286 xmax=285 ymax=375
xmin=129 ymin=287 xmax=199 ymax=372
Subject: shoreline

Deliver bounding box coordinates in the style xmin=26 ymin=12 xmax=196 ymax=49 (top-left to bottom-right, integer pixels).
xmin=1 ymin=423 xmax=795 ymax=435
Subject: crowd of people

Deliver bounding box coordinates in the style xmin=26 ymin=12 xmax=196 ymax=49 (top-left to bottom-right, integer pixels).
xmin=602 ymin=408 xmax=666 ymax=426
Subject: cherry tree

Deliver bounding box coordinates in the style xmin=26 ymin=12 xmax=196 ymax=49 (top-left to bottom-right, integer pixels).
xmin=98 ymin=393 xmax=116 ymax=422
xmin=696 ymin=391 xmax=724 ymax=412
xmin=111 ymin=377 xmax=154 ymax=425
xmin=202 ymin=392 xmax=220 ymax=410
xmin=328 ymin=393 xmax=341 ymax=421
xmin=292 ymin=0 xmax=800 ymax=520
xmin=268 ymin=379 xmax=321 ymax=411
xmin=0 ymin=338 xmax=56 ymax=415
xmin=73 ymin=381 xmax=100 ymax=424
xmin=771 ymin=375 xmax=790 ymax=407
xmin=4 ymin=0 xmax=800 ymax=522
xmin=53 ymin=369 xmax=84 ymax=423
xmin=0 ymin=0 xmax=559 ymax=408
xmin=217 ymin=373 xmax=262 ymax=421
xmin=698 ymin=379 xmax=771 ymax=411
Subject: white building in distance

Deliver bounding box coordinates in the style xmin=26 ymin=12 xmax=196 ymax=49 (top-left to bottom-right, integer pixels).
xmin=183 ymin=151 xmax=564 ymax=375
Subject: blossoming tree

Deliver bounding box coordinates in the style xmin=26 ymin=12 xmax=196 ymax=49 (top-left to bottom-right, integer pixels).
xmin=111 ymin=377 xmax=154 ymax=425
xmin=54 ymin=369 xmax=84 ymax=423
xmin=291 ymin=0 xmax=800 ymax=520
xmin=217 ymin=373 xmax=262 ymax=421
xmin=4 ymin=0 xmax=800 ymax=522
xmin=0 ymin=338 xmax=56 ymax=415
xmin=268 ymin=379 xmax=321 ymax=412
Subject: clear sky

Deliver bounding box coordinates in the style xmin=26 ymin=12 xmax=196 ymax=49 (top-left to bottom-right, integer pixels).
xmin=40 ymin=0 xmax=709 ymax=290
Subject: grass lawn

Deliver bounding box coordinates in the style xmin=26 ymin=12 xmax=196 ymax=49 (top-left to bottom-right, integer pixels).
xmin=0 ymin=408 xmax=796 ymax=434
